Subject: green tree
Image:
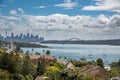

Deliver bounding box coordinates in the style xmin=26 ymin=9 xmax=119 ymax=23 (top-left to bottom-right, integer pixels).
xmin=0 ymin=52 xmax=22 ymax=73
xmin=25 ymin=50 xmax=30 ymax=55
xmin=35 ymin=52 xmax=40 ymax=55
xmin=37 ymin=58 xmax=46 ymax=75
xmin=54 ymin=61 xmax=64 ymax=70
xmin=96 ymin=58 xmax=104 ymax=67
xmin=47 ymin=71 xmax=60 ymax=80
xmin=46 ymin=50 xmax=51 ymax=55
xmin=22 ymin=55 xmax=36 ymax=76
xmin=59 ymin=69 xmax=68 ymax=80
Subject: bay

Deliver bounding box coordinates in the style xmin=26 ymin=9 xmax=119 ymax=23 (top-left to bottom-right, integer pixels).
xmin=21 ymin=44 xmax=120 ymax=63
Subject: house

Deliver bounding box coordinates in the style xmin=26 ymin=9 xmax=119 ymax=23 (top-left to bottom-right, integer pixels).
xmin=29 ymin=55 xmax=40 ymax=64
xmin=65 ymin=60 xmax=75 ymax=70
xmin=58 ymin=57 xmax=75 ymax=70
xmin=104 ymin=65 xmax=111 ymax=71
xmin=29 ymin=54 xmax=56 ymax=65
xmin=110 ymin=77 xmax=120 ymax=80
xmin=35 ymin=76 xmax=48 ymax=80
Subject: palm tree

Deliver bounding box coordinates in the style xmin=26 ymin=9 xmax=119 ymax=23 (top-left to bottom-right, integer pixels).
xmin=46 ymin=50 xmax=51 ymax=55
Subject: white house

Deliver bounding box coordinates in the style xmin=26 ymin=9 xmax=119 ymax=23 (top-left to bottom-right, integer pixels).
xmin=65 ymin=60 xmax=75 ymax=70
xmin=104 ymin=64 xmax=111 ymax=71
xmin=58 ymin=57 xmax=75 ymax=70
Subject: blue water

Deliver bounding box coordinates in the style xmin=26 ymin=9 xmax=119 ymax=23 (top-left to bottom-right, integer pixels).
xmin=21 ymin=44 xmax=120 ymax=63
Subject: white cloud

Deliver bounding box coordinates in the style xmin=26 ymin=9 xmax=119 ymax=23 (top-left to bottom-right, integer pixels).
xmin=35 ymin=6 xmax=46 ymax=9
xmin=54 ymin=0 xmax=78 ymax=9
xmin=18 ymin=8 xmax=24 ymax=13
xmin=10 ymin=10 xmax=17 ymax=15
xmin=0 ymin=13 xmax=120 ymax=40
xmin=82 ymin=0 xmax=120 ymax=13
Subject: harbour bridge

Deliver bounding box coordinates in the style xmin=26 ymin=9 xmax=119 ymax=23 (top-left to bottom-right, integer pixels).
xmin=66 ymin=38 xmax=80 ymax=41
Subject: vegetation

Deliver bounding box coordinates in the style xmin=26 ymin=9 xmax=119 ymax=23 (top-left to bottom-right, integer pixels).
xmin=96 ymin=58 xmax=104 ymax=68
xmin=0 ymin=46 xmax=120 ymax=80
xmin=0 ymin=49 xmax=36 ymax=80
xmin=108 ymin=59 xmax=120 ymax=78
xmin=0 ymin=40 xmax=47 ymax=48
xmin=37 ymin=58 xmax=46 ymax=75
xmin=42 ymin=39 xmax=120 ymax=46
xmin=46 ymin=50 xmax=51 ymax=55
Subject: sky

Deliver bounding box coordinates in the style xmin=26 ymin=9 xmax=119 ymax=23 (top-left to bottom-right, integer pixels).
xmin=0 ymin=0 xmax=120 ymax=40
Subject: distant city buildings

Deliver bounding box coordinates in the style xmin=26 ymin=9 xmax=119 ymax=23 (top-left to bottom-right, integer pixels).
xmin=0 ymin=33 xmax=44 ymax=42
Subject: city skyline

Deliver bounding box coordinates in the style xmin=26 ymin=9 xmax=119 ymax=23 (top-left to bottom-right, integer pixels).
xmin=0 ymin=0 xmax=120 ymax=40
xmin=0 ymin=33 xmax=44 ymax=42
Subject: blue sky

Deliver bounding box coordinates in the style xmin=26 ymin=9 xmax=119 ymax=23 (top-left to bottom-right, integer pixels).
xmin=0 ymin=0 xmax=120 ymax=40
xmin=0 ymin=0 xmax=117 ymax=16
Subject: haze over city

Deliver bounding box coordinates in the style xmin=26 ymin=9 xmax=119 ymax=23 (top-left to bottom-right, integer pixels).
xmin=0 ymin=0 xmax=120 ymax=40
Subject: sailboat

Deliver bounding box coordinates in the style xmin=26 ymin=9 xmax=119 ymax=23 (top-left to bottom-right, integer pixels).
xmin=88 ymin=50 xmax=93 ymax=58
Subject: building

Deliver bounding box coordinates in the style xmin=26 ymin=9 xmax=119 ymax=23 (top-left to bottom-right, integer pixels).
xmin=29 ymin=55 xmax=40 ymax=64
xmin=0 ymin=33 xmax=44 ymax=42
xmin=104 ymin=65 xmax=111 ymax=71
xmin=29 ymin=54 xmax=56 ymax=65
xmin=65 ymin=60 xmax=75 ymax=70
xmin=58 ymin=57 xmax=75 ymax=70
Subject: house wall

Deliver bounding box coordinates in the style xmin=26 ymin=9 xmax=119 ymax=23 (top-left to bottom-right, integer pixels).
xmin=66 ymin=62 xmax=75 ymax=70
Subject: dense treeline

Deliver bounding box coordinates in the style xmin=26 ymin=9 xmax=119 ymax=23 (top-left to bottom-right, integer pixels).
xmin=0 ymin=51 xmax=37 ymax=80
xmin=42 ymin=39 xmax=120 ymax=45
xmin=0 ymin=40 xmax=47 ymax=48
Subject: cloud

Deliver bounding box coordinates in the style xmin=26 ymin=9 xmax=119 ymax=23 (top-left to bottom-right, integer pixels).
xmin=82 ymin=0 xmax=120 ymax=13
xmin=18 ymin=8 xmax=24 ymax=13
xmin=54 ymin=0 xmax=78 ymax=9
xmin=10 ymin=10 xmax=17 ymax=15
xmin=0 ymin=13 xmax=120 ymax=40
xmin=35 ymin=6 xmax=46 ymax=9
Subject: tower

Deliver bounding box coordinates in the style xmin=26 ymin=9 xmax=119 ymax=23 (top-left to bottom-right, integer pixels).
xmin=10 ymin=41 xmax=14 ymax=51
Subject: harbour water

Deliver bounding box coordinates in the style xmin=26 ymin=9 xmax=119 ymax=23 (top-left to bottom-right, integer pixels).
xmin=21 ymin=44 xmax=120 ymax=63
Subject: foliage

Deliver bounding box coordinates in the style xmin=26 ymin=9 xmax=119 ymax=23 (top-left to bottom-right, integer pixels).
xmin=0 ymin=48 xmax=5 ymax=54
xmin=46 ymin=70 xmax=60 ymax=80
xmin=37 ymin=58 xmax=46 ymax=75
xmin=9 ymin=73 xmax=25 ymax=80
xmin=96 ymin=58 xmax=104 ymax=67
xmin=46 ymin=50 xmax=51 ymax=55
xmin=0 ymin=51 xmax=36 ymax=79
xmin=109 ymin=59 xmax=120 ymax=78
xmin=22 ymin=55 xmax=36 ymax=76
xmin=25 ymin=50 xmax=30 ymax=55
xmin=72 ymin=60 xmax=87 ymax=67
xmin=25 ymin=74 xmax=34 ymax=80
xmin=54 ymin=61 xmax=64 ymax=69
xmin=35 ymin=52 xmax=41 ymax=55
xmin=108 ymin=67 xmax=119 ymax=78
xmin=0 ymin=69 xmax=9 ymax=80
xmin=46 ymin=66 xmax=58 ymax=71
xmin=83 ymin=76 xmax=93 ymax=80
xmin=0 ymin=52 xmax=22 ymax=73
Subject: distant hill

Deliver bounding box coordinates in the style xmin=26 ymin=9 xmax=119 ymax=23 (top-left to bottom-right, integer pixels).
xmin=42 ymin=39 xmax=120 ymax=46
